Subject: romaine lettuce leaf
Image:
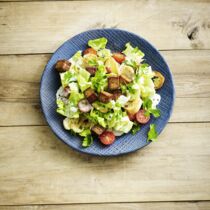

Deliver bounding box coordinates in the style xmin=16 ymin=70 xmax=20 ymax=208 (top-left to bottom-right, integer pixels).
xmin=113 ymin=116 xmax=133 ymax=133
xmin=60 ymin=71 xmax=77 ymax=88
xmin=69 ymin=51 xmax=83 ymax=66
xmin=77 ymin=68 xmax=91 ymax=92
xmin=88 ymin=37 xmax=108 ymax=51
xmin=123 ymin=43 xmax=144 ymax=64
xmin=91 ymin=65 xmax=108 ymax=92
xmin=56 ymin=99 xmax=66 ymax=116
xmin=147 ymin=124 xmax=158 ymax=141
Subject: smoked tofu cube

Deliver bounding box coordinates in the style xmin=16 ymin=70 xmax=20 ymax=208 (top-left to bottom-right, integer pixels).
xmin=84 ymin=88 xmax=98 ymax=103
xmin=108 ymin=76 xmax=120 ymax=90
xmin=99 ymin=91 xmax=113 ymax=103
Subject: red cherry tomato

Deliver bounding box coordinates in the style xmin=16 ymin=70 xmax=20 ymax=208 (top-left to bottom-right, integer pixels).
xmin=99 ymin=131 xmax=116 ymax=145
xmin=83 ymin=48 xmax=97 ymax=56
xmin=136 ymin=109 xmax=150 ymax=124
xmin=112 ymin=52 xmax=125 ymax=64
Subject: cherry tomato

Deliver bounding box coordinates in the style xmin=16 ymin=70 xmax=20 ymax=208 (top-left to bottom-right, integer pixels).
xmin=99 ymin=131 xmax=116 ymax=145
xmin=153 ymin=71 xmax=165 ymax=90
xmin=136 ymin=109 xmax=150 ymax=124
xmin=112 ymin=52 xmax=125 ymax=64
xmin=83 ymin=48 xmax=97 ymax=56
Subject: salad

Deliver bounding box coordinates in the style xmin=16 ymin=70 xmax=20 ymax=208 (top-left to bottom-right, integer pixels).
xmin=55 ymin=37 xmax=165 ymax=147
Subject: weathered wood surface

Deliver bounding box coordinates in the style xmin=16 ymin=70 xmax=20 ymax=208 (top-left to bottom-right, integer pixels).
xmin=0 ymin=201 xmax=210 ymax=210
xmin=0 ymin=123 xmax=210 ymax=205
xmin=0 ymin=0 xmax=210 ymax=54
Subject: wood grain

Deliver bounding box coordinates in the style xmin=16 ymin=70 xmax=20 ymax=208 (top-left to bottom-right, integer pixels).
xmin=0 ymin=51 xmax=210 ymax=100
xmin=0 ymin=201 xmax=210 ymax=210
xmin=0 ymin=123 xmax=210 ymax=205
xmin=0 ymin=0 xmax=210 ymax=54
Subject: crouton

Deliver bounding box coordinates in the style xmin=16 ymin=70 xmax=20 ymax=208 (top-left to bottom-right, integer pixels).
xmin=84 ymin=88 xmax=98 ymax=103
xmin=108 ymin=76 xmax=120 ymax=90
xmin=91 ymin=125 xmax=105 ymax=135
xmin=99 ymin=91 xmax=113 ymax=103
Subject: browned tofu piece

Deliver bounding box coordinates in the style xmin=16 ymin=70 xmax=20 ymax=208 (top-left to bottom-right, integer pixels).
xmin=120 ymin=75 xmax=132 ymax=84
xmin=112 ymin=90 xmax=122 ymax=100
xmin=85 ymin=67 xmax=97 ymax=76
xmin=91 ymin=125 xmax=105 ymax=135
xmin=108 ymin=76 xmax=120 ymax=90
xmin=99 ymin=91 xmax=113 ymax=103
xmin=55 ymin=60 xmax=71 ymax=72
xmin=84 ymin=88 xmax=98 ymax=103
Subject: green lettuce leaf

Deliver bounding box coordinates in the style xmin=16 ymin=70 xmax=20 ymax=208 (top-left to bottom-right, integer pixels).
xmin=60 ymin=71 xmax=77 ymax=87
xmin=56 ymin=99 xmax=66 ymax=116
xmin=91 ymin=65 xmax=108 ymax=92
xmin=70 ymin=51 xmax=83 ymax=66
xmin=143 ymin=98 xmax=160 ymax=118
xmin=88 ymin=37 xmax=108 ymax=51
xmin=88 ymin=109 xmax=107 ymax=128
xmin=77 ymin=68 xmax=91 ymax=92
xmin=113 ymin=116 xmax=133 ymax=133
xmin=147 ymin=124 xmax=158 ymax=141
xmin=82 ymin=135 xmax=93 ymax=147
xmin=123 ymin=42 xmax=144 ymax=64
xmin=131 ymin=123 xmax=141 ymax=135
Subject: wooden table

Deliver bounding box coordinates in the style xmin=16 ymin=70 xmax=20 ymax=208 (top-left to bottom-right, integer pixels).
xmin=0 ymin=0 xmax=210 ymax=209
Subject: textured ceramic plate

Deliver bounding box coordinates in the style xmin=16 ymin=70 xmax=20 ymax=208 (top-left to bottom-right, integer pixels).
xmin=40 ymin=29 xmax=175 ymax=156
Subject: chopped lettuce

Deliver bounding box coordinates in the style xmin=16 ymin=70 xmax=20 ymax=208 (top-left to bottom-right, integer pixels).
xmin=60 ymin=71 xmax=77 ymax=88
xmin=147 ymin=124 xmax=158 ymax=141
xmin=91 ymin=65 xmax=108 ymax=92
xmin=97 ymin=48 xmax=112 ymax=60
xmin=88 ymin=37 xmax=108 ymax=51
xmin=123 ymin=42 xmax=144 ymax=64
xmin=69 ymin=82 xmax=79 ymax=92
xmin=88 ymin=109 xmax=107 ymax=128
xmin=131 ymin=123 xmax=141 ymax=135
xmin=77 ymin=68 xmax=91 ymax=92
xmin=113 ymin=116 xmax=133 ymax=133
xmin=143 ymin=98 xmax=160 ymax=118
xmin=56 ymin=99 xmax=66 ymax=116
xmin=69 ymin=51 xmax=83 ymax=66
xmin=82 ymin=135 xmax=93 ymax=147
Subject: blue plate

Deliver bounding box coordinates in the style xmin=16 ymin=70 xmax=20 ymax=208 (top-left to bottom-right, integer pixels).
xmin=40 ymin=29 xmax=175 ymax=156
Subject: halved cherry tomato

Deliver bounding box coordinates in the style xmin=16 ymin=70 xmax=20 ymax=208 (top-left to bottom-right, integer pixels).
xmin=136 ymin=109 xmax=150 ymax=124
xmin=153 ymin=71 xmax=165 ymax=90
xmin=112 ymin=52 xmax=125 ymax=64
xmin=83 ymin=48 xmax=97 ymax=56
xmin=99 ymin=131 xmax=115 ymax=145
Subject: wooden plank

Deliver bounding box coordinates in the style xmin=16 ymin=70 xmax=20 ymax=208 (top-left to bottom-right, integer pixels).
xmin=1 ymin=97 xmax=210 ymax=126
xmin=0 ymin=123 xmax=210 ymax=205
xmin=0 ymin=201 xmax=210 ymax=210
xmin=0 ymin=1 xmax=210 ymax=54
xmin=0 ymin=51 xmax=210 ymax=99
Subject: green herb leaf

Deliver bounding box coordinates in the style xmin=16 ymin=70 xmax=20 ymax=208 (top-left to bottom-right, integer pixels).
xmin=147 ymin=124 xmax=158 ymax=141
xmin=82 ymin=135 xmax=93 ymax=147
xmin=131 ymin=124 xmax=141 ymax=135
